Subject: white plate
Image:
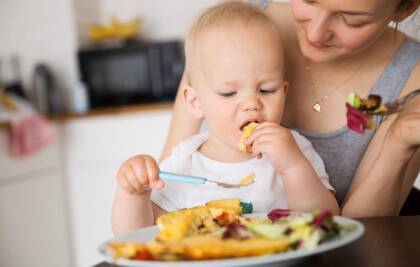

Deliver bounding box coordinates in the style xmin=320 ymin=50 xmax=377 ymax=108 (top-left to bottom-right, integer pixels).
xmin=98 ymin=215 xmax=364 ymax=267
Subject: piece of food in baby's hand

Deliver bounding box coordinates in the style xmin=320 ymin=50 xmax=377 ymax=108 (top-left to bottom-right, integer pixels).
xmin=239 ymin=122 xmax=258 ymax=152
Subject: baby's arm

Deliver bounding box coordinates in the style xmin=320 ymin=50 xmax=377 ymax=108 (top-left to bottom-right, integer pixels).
xmin=248 ymin=122 xmax=339 ymax=214
xmin=111 ymin=155 xmax=165 ymax=235
xmin=281 ymin=156 xmax=339 ymax=214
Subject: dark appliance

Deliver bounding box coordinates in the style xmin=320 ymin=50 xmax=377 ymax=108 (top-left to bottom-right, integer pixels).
xmin=31 ymin=64 xmax=63 ymax=114
xmin=78 ymin=40 xmax=184 ymax=108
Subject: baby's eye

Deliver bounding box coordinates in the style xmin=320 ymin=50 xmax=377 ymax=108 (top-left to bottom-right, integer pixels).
xmin=259 ymin=88 xmax=277 ymax=94
xmin=219 ymin=91 xmax=237 ymax=97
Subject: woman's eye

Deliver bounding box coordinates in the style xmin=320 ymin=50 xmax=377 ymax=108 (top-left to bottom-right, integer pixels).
xmin=259 ymin=88 xmax=277 ymax=94
xmin=219 ymin=92 xmax=236 ymax=97
xmin=340 ymin=15 xmax=365 ymax=28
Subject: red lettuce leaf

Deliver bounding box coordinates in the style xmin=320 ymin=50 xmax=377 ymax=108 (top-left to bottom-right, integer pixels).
xmin=346 ymin=103 xmax=369 ymax=134
xmin=267 ymin=209 xmax=290 ymax=221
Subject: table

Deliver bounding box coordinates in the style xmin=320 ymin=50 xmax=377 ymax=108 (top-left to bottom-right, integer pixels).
xmin=94 ymin=216 xmax=420 ymax=267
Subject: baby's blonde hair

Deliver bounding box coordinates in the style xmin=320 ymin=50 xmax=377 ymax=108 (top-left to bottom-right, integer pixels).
xmin=185 ymin=1 xmax=280 ymax=80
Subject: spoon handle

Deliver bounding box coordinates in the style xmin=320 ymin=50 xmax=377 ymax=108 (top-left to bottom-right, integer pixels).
xmin=159 ymin=171 xmax=207 ymax=184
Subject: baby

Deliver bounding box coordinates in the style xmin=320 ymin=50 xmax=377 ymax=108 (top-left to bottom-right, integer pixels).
xmin=112 ymin=1 xmax=339 ymax=235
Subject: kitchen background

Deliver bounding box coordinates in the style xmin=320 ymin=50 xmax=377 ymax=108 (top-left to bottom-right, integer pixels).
xmin=0 ymin=1 xmax=419 ymax=267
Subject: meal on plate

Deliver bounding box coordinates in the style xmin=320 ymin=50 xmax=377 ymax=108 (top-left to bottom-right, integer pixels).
xmin=108 ymin=198 xmax=346 ymax=261
xmin=239 ymin=122 xmax=258 ymax=153
xmin=346 ymin=92 xmax=388 ymax=134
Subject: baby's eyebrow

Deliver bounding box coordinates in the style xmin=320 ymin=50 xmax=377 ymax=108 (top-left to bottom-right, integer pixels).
xmin=222 ymin=80 xmax=241 ymax=88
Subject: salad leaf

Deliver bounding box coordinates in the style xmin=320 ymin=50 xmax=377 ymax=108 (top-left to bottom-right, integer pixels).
xmin=268 ymin=209 xmax=290 ymax=221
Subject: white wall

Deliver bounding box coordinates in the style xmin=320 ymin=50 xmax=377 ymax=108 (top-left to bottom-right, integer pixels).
xmin=0 ymin=0 xmax=79 ymax=109
xmin=99 ymin=0 xmax=217 ymax=41
xmin=74 ymin=0 xmax=101 ymax=47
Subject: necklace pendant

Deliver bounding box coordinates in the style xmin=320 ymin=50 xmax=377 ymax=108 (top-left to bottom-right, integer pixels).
xmin=313 ymin=102 xmax=321 ymax=112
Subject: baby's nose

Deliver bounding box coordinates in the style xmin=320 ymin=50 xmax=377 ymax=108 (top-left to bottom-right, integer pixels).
xmin=242 ymin=96 xmax=262 ymax=111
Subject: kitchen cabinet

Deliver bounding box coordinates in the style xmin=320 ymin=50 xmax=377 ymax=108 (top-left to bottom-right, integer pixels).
xmin=63 ymin=109 xmax=172 ymax=267
xmin=0 ymin=126 xmax=72 ymax=267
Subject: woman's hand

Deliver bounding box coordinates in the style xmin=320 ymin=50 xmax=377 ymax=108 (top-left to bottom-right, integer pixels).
xmin=116 ymin=155 xmax=164 ymax=195
xmin=246 ymin=122 xmax=306 ymax=175
xmin=386 ymin=96 xmax=420 ymax=152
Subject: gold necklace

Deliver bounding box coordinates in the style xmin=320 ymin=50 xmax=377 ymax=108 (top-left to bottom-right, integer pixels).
xmin=306 ymin=59 xmax=365 ymax=113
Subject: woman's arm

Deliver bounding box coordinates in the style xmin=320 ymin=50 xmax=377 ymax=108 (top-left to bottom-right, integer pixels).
xmin=342 ymin=65 xmax=420 ymax=218
xmin=159 ymin=72 xmax=203 ymax=162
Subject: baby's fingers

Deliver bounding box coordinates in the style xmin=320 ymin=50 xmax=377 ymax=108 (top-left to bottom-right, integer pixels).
xmin=117 ymin=172 xmax=136 ymax=193
xmin=130 ymin=159 xmax=151 ymax=188
xmin=126 ymin=166 xmax=143 ymax=191
xmin=144 ymin=157 xmax=164 ymax=189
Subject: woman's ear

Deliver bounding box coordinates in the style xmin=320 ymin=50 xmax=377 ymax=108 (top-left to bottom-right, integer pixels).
xmin=183 ymin=86 xmax=204 ymax=119
xmin=393 ymin=0 xmax=419 ymax=22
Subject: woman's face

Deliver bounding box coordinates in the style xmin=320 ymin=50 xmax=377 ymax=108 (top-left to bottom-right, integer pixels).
xmin=291 ymin=0 xmax=402 ymax=62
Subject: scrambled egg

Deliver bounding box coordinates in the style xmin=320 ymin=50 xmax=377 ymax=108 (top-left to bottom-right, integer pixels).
xmin=238 ymin=122 xmax=258 ymax=153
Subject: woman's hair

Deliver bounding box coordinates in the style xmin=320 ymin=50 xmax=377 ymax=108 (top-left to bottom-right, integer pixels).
xmin=398 ymin=0 xmax=419 ymax=11
xmin=184 ymin=1 xmax=279 ymax=74
xmin=394 ymin=0 xmax=419 ymax=33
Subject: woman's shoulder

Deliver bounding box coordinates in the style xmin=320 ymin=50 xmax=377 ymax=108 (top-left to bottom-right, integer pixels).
xmin=399 ymin=37 xmax=420 ymax=97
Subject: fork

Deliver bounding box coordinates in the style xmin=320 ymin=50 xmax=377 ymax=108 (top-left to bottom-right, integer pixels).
xmin=159 ymin=171 xmax=250 ymax=189
xmin=377 ymin=88 xmax=420 ymax=116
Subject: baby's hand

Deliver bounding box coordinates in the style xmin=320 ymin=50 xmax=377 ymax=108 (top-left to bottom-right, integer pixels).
xmin=246 ymin=122 xmax=306 ymax=175
xmin=116 ymin=155 xmax=164 ymax=195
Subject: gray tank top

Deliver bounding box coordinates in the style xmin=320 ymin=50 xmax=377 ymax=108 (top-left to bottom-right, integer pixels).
xmin=249 ymin=0 xmax=420 ymax=204
xmin=298 ymin=38 xmax=420 ymax=204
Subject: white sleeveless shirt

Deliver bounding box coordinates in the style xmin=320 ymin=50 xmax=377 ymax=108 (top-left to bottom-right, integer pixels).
xmin=151 ymin=130 xmax=333 ymax=213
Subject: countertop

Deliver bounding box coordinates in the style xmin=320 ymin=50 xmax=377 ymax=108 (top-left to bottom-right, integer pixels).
xmin=0 ymin=102 xmax=174 ymax=129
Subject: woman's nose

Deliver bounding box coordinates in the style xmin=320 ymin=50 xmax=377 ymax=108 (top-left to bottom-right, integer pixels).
xmin=306 ymin=12 xmax=333 ymax=43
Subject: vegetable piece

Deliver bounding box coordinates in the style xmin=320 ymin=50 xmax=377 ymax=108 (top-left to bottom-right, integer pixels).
xmin=246 ymin=223 xmax=288 ymax=239
xmin=222 ymin=222 xmax=253 ymax=240
xmin=347 ymin=92 xmax=361 ymax=109
xmin=346 ymin=103 xmax=369 ymax=134
xmin=360 ymin=94 xmax=382 ymax=111
xmin=267 ymin=209 xmax=290 ymax=221
xmin=240 ymin=202 xmax=253 ymax=214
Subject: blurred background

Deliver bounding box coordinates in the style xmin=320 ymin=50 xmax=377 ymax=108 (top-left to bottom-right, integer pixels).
xmin=0 ymin=1 xmax=419 ymax=267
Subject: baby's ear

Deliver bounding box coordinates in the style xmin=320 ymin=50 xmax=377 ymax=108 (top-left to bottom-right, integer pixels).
xmin=283 ymin=81 xmax=289 ymax=95
xmin=183 ymin=86 xmax=204 ymax=119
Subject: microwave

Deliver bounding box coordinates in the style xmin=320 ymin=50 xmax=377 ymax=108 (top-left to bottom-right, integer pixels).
xmin=78 ymin=40 xmax=184 ymax=108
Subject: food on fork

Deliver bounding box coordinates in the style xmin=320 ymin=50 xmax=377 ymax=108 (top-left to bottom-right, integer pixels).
xmin=346 ymin=92 xmax=388 ymax=134
xmin=239 ymin=122 xmax=258 ymax=152
xmin=239 ymin=172 xmax=255 ymax=186
xmin=107 ymin=199 xmax=345 ymax=262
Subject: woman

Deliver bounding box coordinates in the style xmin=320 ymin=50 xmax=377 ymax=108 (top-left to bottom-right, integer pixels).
xmin=160 ymin=0 xmax=420 ymax=217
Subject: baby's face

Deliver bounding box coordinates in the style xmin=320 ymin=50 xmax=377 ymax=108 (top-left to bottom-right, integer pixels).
xmin=190 ymin=22 xmax=287 ymax=153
